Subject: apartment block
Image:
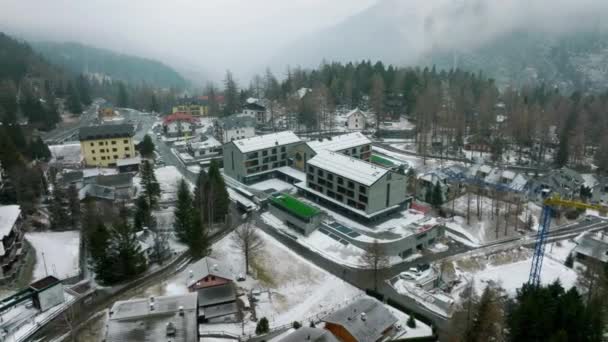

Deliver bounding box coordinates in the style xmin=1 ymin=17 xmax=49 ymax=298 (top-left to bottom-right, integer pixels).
xmin=79 ymin=124 xmax=135 ymax=167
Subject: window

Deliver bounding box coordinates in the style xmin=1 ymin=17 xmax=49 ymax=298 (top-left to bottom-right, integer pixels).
xmin=123 ymin=140 xmax=128 ymax=144
xmin=317 ymin=169 xmax=324 ymax=177
xmin=327 ymin=174 xmax=333 ymax=181
xmin=126 ymin=154 xmax=131 ymax=158
xmin=262 ymin=150 xmax=268 ymax=156
xmin=308 ymin=166 xmax=314 ymax=173
xmin=337 ymin=177 xmax=344 ymax=185
xmin=111 ymin=140 xmax=117 ymax=145
xmin=281 ymin=146 xmax=286 ymax=152
xmin=348 ymin=181 xmax=354 ymax=189
xmin=91 ymin=150 xmax=95 ymax=154
xmin=100 ymin=149 xmax=105 ymax=153
xmin=327 ymin=190 xmax=335 ymax=198
xmin=92 ymin=157 xmax=96 ymax=161
xmin=337 ymin=186 xmax=346 ymax=194
xmin=112 ymin=148 xmax=118 ymax=152
xmin=359 ymin=185 xmax=366 ymax=194
xmin=101 ymin=156 xmax=106 ymax=160
xmin=359 ymin=195 xmax=368 ymax=203
xmin=336 ymin=194 xmax=343 ymax=201
xmin=114 ymin=155 xmax=119 ymax=159
xmin=352 ymin=148 xmax=357 ymax=154
xmin=272 ymin=148 xmax=277 ymax=154
xmin=347 ymin=199 xmax=357 ymax=207
xmin=90 ymin=142 xmax=94 ymax=147
xmin=99 ymin=142 xmax=104 ymax=146
xmin=347 ymin=190 xmax=354 ymax=198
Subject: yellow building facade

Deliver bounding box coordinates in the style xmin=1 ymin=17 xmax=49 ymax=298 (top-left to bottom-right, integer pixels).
xmin=172 ymin=104 xmax=208 ymax=117
xmin=79 ymin=124 xmax=136 ymax=167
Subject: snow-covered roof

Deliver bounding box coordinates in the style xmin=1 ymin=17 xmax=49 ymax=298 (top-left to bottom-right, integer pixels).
xmin=0 ymin=205 xmax=20 ymax=238
xmin=232 ymin=131 xmax=301 ymax=153
xmin=116 ymin=156 xmax=141 ymax=167
xmin=189 ymin=136 xmax=221 ymax=150
xmin=307 ymin=150 xmax=388 ymax=186
xmin=345 ymin=108 xmax=367 ymax=119
xmin=49 ymin=143 xmax=82 ymax=165
xmin=574 ymin=234 xmax=608 ymax=263
xmin=307 ymin=132 xmax=371 ymax=153
xmin=322 ymin=297 xmax=397 ymax=342
xmin=278 ymin=327 xmax=340 ymax=342
xmin=186 ymin=256 xmax=234 ymax=288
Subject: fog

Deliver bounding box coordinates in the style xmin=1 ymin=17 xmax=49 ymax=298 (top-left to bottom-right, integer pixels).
xmin=1 ymin=0 xmax=608 ymax=83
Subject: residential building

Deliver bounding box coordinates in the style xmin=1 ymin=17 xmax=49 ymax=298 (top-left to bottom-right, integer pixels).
xmin=278 ymin=327 xmax=340 ymax=342
xmin=187 ymin=256 xmax=234 ymax=292
xmin=106 ymin=293 xmax=198 ymax=342
xmin=530 ymin=167 xmax=584 ymax=201
xmin=297 ymin=150 xmax=409 ymax=221
xmin=573 ymin=233 xmax=608 ymax=267
xmin=173 ymin=95 xmax=225 ymax=117
xmin=269 ymin=193 xmax=323 ymax=235
xmin=345 ymin=108 xmax=368 ymax=131
xmin=116 ymin=156 xmax=141 ymax=173
xmin=48 ymin=143 xmax=82 ymax=168
xmin=0 ymin=205 xmax=25 ymax=283
xmin=188 ymin=136 xmax=222 ymax=159
xmin=79 ymin=124 xmax=135 ymax=167
xmin=291 ymin=132 xmax=372 ymax=171
xmin=322 ymin=297 xmax=398 ymax=342
xmin=243 ymin=102 xmax=268 ymax=125
xmin=162 ymin=112 xmax=198 ymax=137
xmin=222 ymin=131 xmax=302 ymax=184
xmin=214 ymin=114 xmax=256 ymax=143
xmin=84 ymin=173 xmax=135 ymax=200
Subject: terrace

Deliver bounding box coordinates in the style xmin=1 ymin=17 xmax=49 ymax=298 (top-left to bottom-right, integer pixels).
xmin=270 ymin=194 xmax=320 ymax=222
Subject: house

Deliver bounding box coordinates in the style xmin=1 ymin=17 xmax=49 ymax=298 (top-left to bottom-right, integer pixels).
xmin=278 ymin=327 xmax=340 ymax=342
xmin=79 ymin=124 xmax=136 ymax=167
xmin=222 ymin=131 xmax=302 ymax=184
xmin=291 ymin=132 xmax=372 ymax=172
xmin=197 ymin=282 xmax=239 ymax=323
xmin=345 ymin=108 xmax=368 ymax=131
xmin=417 ymin=169 xmax=450 ymax=202
xmin=531 ymin=167 xmax=584 ymax=200
xmin=322 ymin=297 xmax=398 ymax=342
xmin=214 ymin=114 xmax=256 ymax=143
xmin=106 ymin=293 xmax=198 ymax=342
xmin=187 ymin=256 xmax=234 ymax=292
xmin=243 ymin=102 xmax=268 ymax=125
xmin=188 ymin=136 xmax=222 ymax=159
xmin=573 ymin=233 xmax=608 ymax=267
xmin=116 ymin=156 xmax=141 ymax=173
xmin=162 ymin=112 xmax=198 ymax=137
xmin=84 ymin=173 xmax=135 ymax=200
xmin=29 ymin=275 xmax=65 ymax=312
xmin=0 ymin=205 xmax=26 ymax=284
xmin=296 ymin=150 xmax=409 ymax=222
xmin=48 ymin=143 xmax=82 ymax=168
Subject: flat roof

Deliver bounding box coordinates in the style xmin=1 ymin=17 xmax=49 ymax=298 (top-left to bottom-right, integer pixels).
xmin=197 ymin=283 xmax=236 ymax=307
xmin=79 ymin=124 xmax=134 ymax=141
xmin=371 ymin=154 xmax=396 ymax=168
xmin=307 ymin=150 xmax=388 ymax=186
xmin=307 ymin=132 xmax=371 ymax=153
xmin=271 ymin=193 xmax=320 ymax=219
xmin=232 ymin=131 xmax=300 ymax=153
xmin=109 ymin=293 xmax=197 ymax=321
xmin=0 ymin=205 xmax=20 ymax=238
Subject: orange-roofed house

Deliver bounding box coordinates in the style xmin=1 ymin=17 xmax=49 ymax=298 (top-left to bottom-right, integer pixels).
xmin=162 ymin=112 xmax=199 ymax=137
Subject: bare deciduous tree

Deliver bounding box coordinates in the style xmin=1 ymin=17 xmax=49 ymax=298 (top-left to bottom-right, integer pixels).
xmin=231 ymin=218 xmax=264 ymax=275
xmin=360 ymin=239 xmax=389 ymax=291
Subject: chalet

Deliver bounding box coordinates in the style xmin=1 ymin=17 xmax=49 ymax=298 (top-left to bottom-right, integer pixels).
xmin=0 ymin=205 xmax=26 ymax=284
xmin=214 ymin=114 xmax=256 ymax=143
xmin=163 ymin=112 xmax=198 ymax=137
xmin=322 ymin=297 xmax=398 ymax=342
xmin=345 ymin=108 xmax=367 ymax=131
xmin=530 ymin=167 xmax=584 ymax=201
xmin=243 ymin=102 xmax=268 ymax=125
xmin=106 ymin=293 xmax=198 ymax=342
xmin=188 ymin=136 xmax=222 ymax=159
xmin=187 ymin=256 xmax=234 ymax=291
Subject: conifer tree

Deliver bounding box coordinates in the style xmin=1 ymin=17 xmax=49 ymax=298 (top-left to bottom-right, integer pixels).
xmin=117 ymin=82 xmax=129 ymax=107
xmin=49 ymin=182 xmax=69 ymax=230
xmin=174 ymin=179 xmax=192 ymax=242
xmin=139 ymin=134 xmax=155 ymax=157
xmin=66 ymin=82 xmax=82 ymax=114
xmin=140 ymin=160 xmax=160 ymax=209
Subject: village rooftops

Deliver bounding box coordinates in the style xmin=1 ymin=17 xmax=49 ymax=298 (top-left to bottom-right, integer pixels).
xmin=308 ymin=150 xmax=389 ymax=186
xmin=345 ymin=107 xmax=367 ymax=118
xmin=197 ymin=283 xmax=237 ymax=307
xmin=243 ymin=102 xmax=266 ymax=111
xmin=79 ymin=124 xmax=134 ymax=141
xmin=189 ymin=136 xmax=221 ymax=149
xmin=107 ymin=293 xmax=198 ymax=342
xmin=574 ymin=233 xmax=608 ymax=263
xmin=218 ymin=114 xmax=256 ymax=129
xmin=187 ymin=256 xmax=234 ymax=288
xmin=322 ymin=297 xmax=398 ymax=342
xmin=278 ymin=327 xmax=340 ymax=342
xmin=231 ymin=131 xmax=300 ymax=153
xmin=0 ymin=205 xmax=20 ymax=239
xmin=162 ymin=112 xmax=199 ymax=125
xmin=307 ymin=132 xmax=371 ymax=153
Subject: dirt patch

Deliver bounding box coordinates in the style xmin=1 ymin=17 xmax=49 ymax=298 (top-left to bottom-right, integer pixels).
xmin=251 ymin=254 xmax=276 ymax=288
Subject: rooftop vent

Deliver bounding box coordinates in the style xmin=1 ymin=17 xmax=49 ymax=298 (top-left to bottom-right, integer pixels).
xmin=361 ymin=312 xmax=367 ymax=321
xmin=179 ymin=306 xmax=184 ymax=316
xmin=275 ymin=141 xmax=279 ymax=145
xmin=149 ymin=296 xmax=155 ymax=303
xmin=213 ymin=264 xmax=219 ymax=271
xmin=166 ymin=322 xmax=176 ymax=337
xmin=149 ymin=303 xmax=155 ymax=311
xmin=189 ymin=270 xmax=193 ymax=278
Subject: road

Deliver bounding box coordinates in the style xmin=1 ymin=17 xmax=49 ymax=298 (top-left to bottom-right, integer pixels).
xmin=42 ymin=99 xmax=104 ymax=144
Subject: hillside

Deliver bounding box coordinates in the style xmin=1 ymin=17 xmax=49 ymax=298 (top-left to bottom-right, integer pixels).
xmin=32 ymin=41 xmax=187 ymax=89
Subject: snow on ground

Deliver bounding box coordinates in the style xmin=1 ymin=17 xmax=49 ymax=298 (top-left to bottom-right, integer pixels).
xmin=134 ymin=165 xmax=188 ymax=202
xmin=546 ymin=239 xmax=577 ymax=263
xmin=372 ymin=146 xmax=459 ymax=173
xmin=261 ymin=212 xmax=366 ymax=268
xmin=380 ymin=117 xmax=415 ymax=130
xmin=472 ymin=258 xmax=578 ymax=296
xmin=581 ymin=173 xmax=598 ymax=188
xmin=26 ymin=231 xmax=80 ymax=280
xmin=387 ymin=305 xmax=434 ymax=339
xmin=49 ymin=143 xmax=81 ymax=164
xmin=249 ymin=179 xmax=295 ymax=193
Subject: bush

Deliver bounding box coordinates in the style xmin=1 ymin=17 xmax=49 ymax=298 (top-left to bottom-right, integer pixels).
xmin=292 ymin=321 xmax=301 ymax=329
xmin=407 ymin=315 xmax=416 ymax=328
xmin=309 ymin=321 xmax=316 ymax=328
xmin=256 ymin=317 xmax=269 ymax=335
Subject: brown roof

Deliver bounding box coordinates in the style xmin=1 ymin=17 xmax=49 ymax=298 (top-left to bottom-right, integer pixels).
xmin=30 ymin=275 xmax=61 ymax=291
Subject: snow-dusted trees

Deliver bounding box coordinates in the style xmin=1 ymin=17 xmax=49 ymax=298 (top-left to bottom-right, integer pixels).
xmin=360 ymin=239 xmax=389 ymax=291
xmin=231 ymin=217 xmax=264 ymax=275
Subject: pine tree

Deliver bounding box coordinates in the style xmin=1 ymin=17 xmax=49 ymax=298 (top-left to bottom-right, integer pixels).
xmin=432 ymin=182 xmax=443 ymax=208
xmin=255 ymin=317 xmax=270 ymax=335
xmin=206 ymin=160 xmax=229 ymax=223
xmin=425 ymin=186 xmax=433 ymax=205
xmin=49 ymin=183 xmax=69 ymax=230
xmin=223 ymin=70 xmax=239 ymax=116
xmin=76 ymin=75 xmax=92 ymax=106
xmin=407 ymin=315 xmax=416 ymax=328
xmin=109 ymin=220 xmax=148 ymax=282
xmin=174 ymin=179 xmax=192 ymax=243
xmin=139 ymin=134 xmax=155 ymax=157
xmin=134 ymin=194 xmax=150 ymax=230
xmin=117 ymin=82 xmax=129 ymax=107
xmin=67 ymin=184 xmax=80 ymax=229
xmin=28 ymin=137 xmax=51 ymax=161
xmin=66 ymin=82 xmax=82 ymax=114
xmin=189 ymin=208 xmax=210 ymax=258
xmin=140 ymin=160 xmax=160 ymax=209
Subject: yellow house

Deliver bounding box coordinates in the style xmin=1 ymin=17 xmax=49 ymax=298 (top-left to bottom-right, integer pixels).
xmin=79 ymin=124 xmax=136 ymax=167
xmin=172 ymin=104 xmax=208 ymax=117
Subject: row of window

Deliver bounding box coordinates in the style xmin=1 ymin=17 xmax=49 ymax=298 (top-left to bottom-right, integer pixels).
xmin=308 ymin=181 xmax=367 ymax=210
xmin=247 ymin=161 xmax=288 ymax=174
xmin=307 ymin=165 xmax=367 ymax=194
xmin=89 ymin=139 xmax=129 ymax=147
xmin=247 ymin=146 xmax=288 ymax=160
xmin=91 ymin=154 xmax=131 ymax=162
xmin=90 ymin=147 xmax=130 ymax=154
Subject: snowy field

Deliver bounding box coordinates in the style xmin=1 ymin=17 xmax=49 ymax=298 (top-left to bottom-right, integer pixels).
xmin=134 ymin=165 xmax=188 ymax=202
xmin=372 ymin=146 xmax=460 ymax=173
xmin=25 ymin=231 xmax=80 ymax=280
xmin=249 ymin=179 xmax=295 ymax=193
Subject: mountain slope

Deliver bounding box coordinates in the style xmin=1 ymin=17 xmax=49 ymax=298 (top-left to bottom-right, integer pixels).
xmin=271 ymin=0 xmax=608 ymax=91
xmin=32 ymin=41 xmax=187 ymax=89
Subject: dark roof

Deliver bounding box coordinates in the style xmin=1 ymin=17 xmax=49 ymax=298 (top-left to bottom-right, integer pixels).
xmin=30 ymin=275 xmax=61 ymax=291
xmin=79 ymin=124 xmax=134 ymax=141
xmin=88 ymin=173 xmax=133 ymax=188
xmin=243 ymin=102 xmax=266 ymax=111
xmin=79 ymin=184 xmax=115 ymax=201
xmin=197 ymin=283 xmax=236 ymax=307
xmin=61 ymin=171 xmax=84 ymax=184
xmin=187 ymin=256 xmax=234 ymax=288
xmin=322 ymin=298 xmax=397 ymax=342
xmin=199 ymin=302 xmax=239 ymax=319
xmin=278 ymin=327 xmax=340 ymax=342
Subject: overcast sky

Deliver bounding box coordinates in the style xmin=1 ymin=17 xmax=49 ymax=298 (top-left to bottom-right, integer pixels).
xmin=0 ymin=0 xmax=376 ymax=82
